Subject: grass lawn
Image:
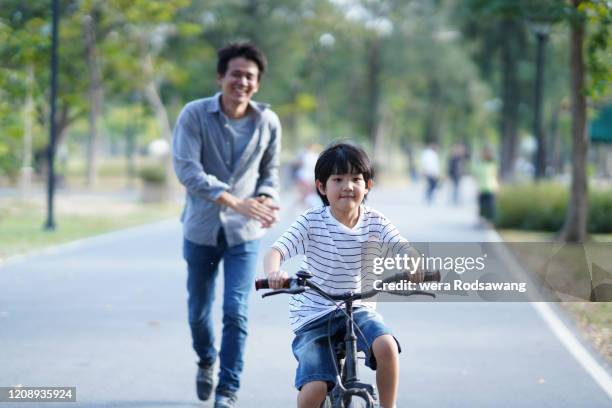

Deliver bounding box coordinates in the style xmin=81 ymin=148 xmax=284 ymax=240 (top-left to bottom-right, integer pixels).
xmin=562 ymin=302 xmax=611 ymax=362
xmin=498 ymin=229 xmax=611 ymax=363
xmin=0 ymin=194 xmax=180 ymax=261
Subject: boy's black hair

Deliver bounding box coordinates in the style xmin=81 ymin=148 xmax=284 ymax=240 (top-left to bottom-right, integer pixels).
xmin=314 ymin=142 xmax=374 ymax=206
xmin=217 ymin=41 xmax=267 ymax=80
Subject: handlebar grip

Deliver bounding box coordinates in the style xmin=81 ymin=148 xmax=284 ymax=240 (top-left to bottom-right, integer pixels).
xmin=255 ymin=278 xmax=291 ymax=290
xmin=255 ymin=279 xmax=270 ymax=290
xmin=424 ymin=270 xmax=441 ymax=282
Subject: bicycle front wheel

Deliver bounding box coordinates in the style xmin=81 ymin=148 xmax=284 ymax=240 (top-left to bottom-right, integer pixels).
xmin=347 ymin=399 xmax=367 ymax=408
xmin=346 ymin=394 xmax=378 ymax=408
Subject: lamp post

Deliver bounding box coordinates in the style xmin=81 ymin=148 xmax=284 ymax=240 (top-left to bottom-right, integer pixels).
xmin=531 ymin=22 xmax=550 ymax=180
xmin=45 ymin=0 xmax=59 ymax=230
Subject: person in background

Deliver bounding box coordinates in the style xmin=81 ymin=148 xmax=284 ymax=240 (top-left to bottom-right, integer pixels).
xmin=172 ymin=41 xmax=281 ymax=408
xmin=473 ymin=146 xmax=499 ymax=225
xmin=447 ymin=143 xmax=466 ymax=205
xmin=420 ymin=143 xmax=440 ymax=204
xmin=294 ymin=144 xmax=322 ymax=208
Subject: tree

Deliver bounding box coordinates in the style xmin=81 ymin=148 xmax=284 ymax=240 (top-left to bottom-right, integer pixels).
xmin=104 ymin=0 xmax=194 ymax=190
xmin=82 ymin=2 xmax=104 ymax=187
xmin=561 ymin=0 xmax=589 ymax=242
xmin=456 ymin=0 xmax=535 ymax=180
xmin=0 ymin=2 xmax=50 ymax=185
xmin=560 ymin=0 xmax=611 ymax=242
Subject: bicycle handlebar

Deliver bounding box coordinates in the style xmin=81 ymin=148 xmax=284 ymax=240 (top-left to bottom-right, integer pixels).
xmin=255 ymin=270 xmax=441 ymax=300
xmin=254 ymin=278 xmax=290 ymax=290
xmin=255 ymin=270 xmax=440 ymax=290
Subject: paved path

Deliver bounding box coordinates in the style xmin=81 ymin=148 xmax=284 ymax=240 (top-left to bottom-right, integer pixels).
xmin=0 ymin=180 xmax=610 ymax=407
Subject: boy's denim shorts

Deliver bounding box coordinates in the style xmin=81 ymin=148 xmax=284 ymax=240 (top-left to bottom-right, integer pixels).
xmin=291 ymin=307 xmax=401 ymax=390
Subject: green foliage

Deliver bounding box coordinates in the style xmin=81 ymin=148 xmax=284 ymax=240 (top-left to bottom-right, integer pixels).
xmin=0 ymin=0 xmax=609 ymax=184
xmin=0 ymin=98 xmax=22 ymax=182
xmin=588 ymin=189 xmax=612 ymax=233
xmin=137 ymin=163 xmax=166 ymax=184
xmin=496 ymin=183 xmax=568 ymax=231
xmin=0 ymin=140 xmax=20 ymax=182
xmin=582 ymin=0 xmax=612 ymax=99
xmin=496 ymin=183 xmax=612 ymax=233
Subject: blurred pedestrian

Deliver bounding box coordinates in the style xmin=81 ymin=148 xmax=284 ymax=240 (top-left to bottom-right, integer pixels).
xmin=294 ymin=144 xmax=322 ymax=208
xmin=172 ymin=41 xmax=280 ymax=408
xmin=420 ymin=143 xmax=440 ymax=204
xmin=473 ymin=146 xmax=499 ymax=225
xmin=447 ymin=144 xmax=466 ymax=205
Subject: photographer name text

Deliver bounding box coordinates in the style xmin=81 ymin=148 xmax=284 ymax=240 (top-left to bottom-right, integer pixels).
xmin=373 ymin=279 xmax=527 ymax=293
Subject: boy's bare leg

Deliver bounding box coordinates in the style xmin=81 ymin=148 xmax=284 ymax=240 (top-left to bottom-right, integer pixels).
xmin=372 ymin=335 xmax=399 ymax=408
xmin=297 ymin=381 xmax=327 ymax=408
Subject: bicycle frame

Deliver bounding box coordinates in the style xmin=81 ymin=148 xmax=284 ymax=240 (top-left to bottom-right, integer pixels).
xmin=256 ymin=270 xmax=438 ymax=408
xmin=325 ymin=297 xmax=378 ymax=408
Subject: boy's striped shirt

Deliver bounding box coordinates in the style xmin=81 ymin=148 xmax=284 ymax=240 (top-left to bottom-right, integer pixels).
xmin=272 ymin=205 xmax=410 ymax=332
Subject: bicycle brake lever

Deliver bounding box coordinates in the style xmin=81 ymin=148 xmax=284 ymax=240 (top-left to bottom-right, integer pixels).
xmin=261 ymin=287 xmax=306 ymax=298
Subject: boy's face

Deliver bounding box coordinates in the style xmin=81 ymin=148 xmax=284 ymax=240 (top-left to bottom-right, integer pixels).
xmin=316 ymin=173 xmax=372 ymax=213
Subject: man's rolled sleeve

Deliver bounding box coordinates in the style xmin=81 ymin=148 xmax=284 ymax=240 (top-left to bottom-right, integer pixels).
xmin=172 ymin=108 xmax=230 ymax=201
xmin=255 ymin=114 xmax=281 ymax=202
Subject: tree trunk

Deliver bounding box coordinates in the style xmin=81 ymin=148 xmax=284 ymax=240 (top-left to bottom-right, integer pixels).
xmin=372 ymin=108 xmax=387 ymax=172
xmin=56 ymin=105 xmax=75 ymax=146
xmin=286 ymin=106 xmax=299 ymax=150
xmin=244 ymin=0 xmax=261 ymax=45
xmin=548 ymin=104 xmax=562 ymax=175
xmin=126 ymin=128 xmax=137 ymax=189
xmin=142 ymin=52 xmax=173 ymax=193
xmin=423 ymin=78 xmax=442 ymax=145
xmin=405 ymin=144 xmax=417 ymax=181
xmin=84 ymin=14 xmax=104 ymax=188
xmin=285 ymin=87 xmax=299 ymax=150
xmin=533 ymin=32 xmax=548 ymax=179
xmin=560 ymin=1 xmax=588 ymax=243
xmin=20 ymin=64 xmax=34 ymax=198
xmin=38 ymin=104 xmax=74 ymax=178
xmin=499 ymin=18 xmax=520 ymax=181
xmin=365 ymin=36 xmax=382 ymax=147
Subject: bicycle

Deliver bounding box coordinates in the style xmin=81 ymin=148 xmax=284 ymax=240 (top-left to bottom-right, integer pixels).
xmin=255 ymin=269 xmax=440 ymax=408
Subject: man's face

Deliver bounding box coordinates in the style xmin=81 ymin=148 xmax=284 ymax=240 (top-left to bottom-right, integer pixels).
xmin=217 ymin=57 xmax=260 ymax=106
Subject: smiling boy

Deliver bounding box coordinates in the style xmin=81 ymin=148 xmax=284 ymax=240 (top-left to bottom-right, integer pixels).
xmin=264 ymin=142 xmax=423 ymax=408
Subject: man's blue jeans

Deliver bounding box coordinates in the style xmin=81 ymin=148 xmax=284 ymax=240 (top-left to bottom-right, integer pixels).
xmin=183 ymin=232 xmax=260 ymax=393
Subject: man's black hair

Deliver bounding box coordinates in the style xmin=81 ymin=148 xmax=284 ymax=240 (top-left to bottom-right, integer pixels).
xmin=314 ymin=142 xmax=374 ymax=206
xmin=217 ymin=41 xmax=267 ymax=80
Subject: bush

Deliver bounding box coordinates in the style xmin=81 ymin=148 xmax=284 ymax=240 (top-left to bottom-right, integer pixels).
xmin=496 ymin=182 xmax=612 ymax=233
xmin=589 ymin=189 xmax=612 ymax=234
xmin=138 ymin=164 xmax=166 ymax=184
xmin=0 ymin=140 xmax=21 ymax=184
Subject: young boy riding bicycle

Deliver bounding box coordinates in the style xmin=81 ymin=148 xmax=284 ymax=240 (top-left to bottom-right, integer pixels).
xmin=264 ymin=142 xmax=424 ymax=408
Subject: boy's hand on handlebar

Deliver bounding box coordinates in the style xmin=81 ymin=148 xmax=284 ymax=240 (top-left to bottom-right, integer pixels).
xmin=407 ymin=247 xmax=425 ymax=283
xmin=266 ymin=270 xmax=289 ymax=289
xmin=409 ymin=268 xmax=425 ymax=283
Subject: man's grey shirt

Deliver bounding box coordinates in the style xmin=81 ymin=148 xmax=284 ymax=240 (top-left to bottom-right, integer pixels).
xmin=172 ymin=93 xmax=281 ymax=247
xmin=224 ymin=113 xmax=256 ymax=168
